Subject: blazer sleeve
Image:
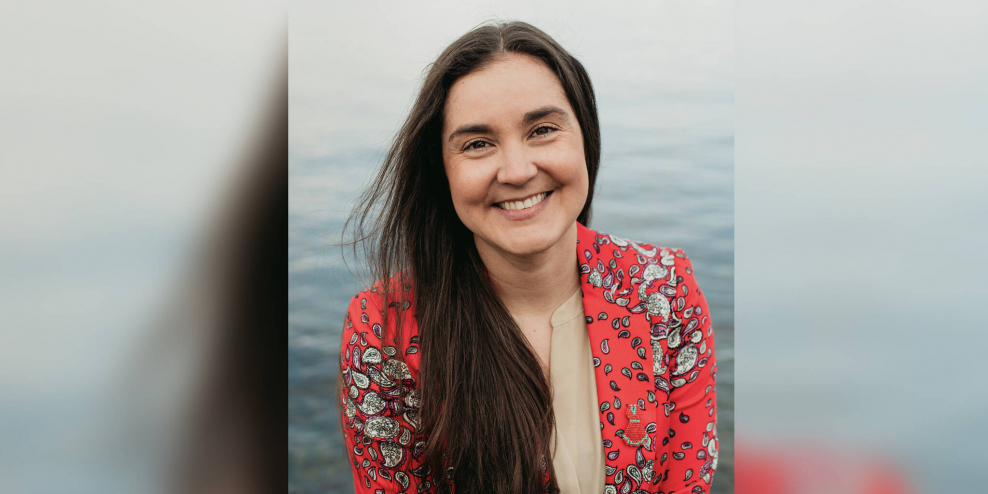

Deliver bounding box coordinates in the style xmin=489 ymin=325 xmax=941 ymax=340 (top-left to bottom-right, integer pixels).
xmin=662 ymin=252 xmax=719 ymax=492
xmin=339 ymin=293 xmax=426 ymax=494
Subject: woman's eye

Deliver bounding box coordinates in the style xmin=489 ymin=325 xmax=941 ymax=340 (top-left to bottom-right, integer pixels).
xmin=532 ymin=125 xmax=556 ymax=137
xmin=465 ymin=140 xmax=489 ymax=151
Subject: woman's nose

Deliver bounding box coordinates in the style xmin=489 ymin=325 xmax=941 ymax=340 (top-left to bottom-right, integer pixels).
xmin=495 ymin=144 xmax=538 ymax=185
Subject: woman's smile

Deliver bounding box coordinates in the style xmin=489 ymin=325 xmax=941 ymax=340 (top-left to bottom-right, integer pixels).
xmin=493 ymin=190 xmax=553 ymax=220
xmin=494 ymin=190 xmax=551 ymax=210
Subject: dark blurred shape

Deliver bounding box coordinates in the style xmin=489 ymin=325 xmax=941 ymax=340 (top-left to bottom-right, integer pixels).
xmin=736 ymin=439 xmax=915 ymax=494
xmin=161 ymin=65 xmax=287 ymax=494
xmin=0 ymin=1 xmax=286 ymax=492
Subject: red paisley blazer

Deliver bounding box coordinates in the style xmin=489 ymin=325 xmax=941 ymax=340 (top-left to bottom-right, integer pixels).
xmin=340 ymin=222 xmax=719 ymax=493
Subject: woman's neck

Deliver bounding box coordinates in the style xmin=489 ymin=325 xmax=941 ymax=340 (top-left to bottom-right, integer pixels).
xmin=475 ymin=221 xmax=581 ymax=319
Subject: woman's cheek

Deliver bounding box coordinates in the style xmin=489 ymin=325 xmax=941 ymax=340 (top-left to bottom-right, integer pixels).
xmin=448 ymin=167 xmax=488 ymax=215
xmin=540 ymin=138 xmax=583 ymax=173
xmin=552 ymin=152 xmax=588 ymax=186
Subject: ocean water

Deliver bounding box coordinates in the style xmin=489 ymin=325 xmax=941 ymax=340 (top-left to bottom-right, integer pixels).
xmin=289 ymin=3 xmax=733 ymax=492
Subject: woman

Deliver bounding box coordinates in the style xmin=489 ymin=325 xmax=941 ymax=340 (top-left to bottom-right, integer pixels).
xmin=340 ymin=21 xmax=718 ymax=494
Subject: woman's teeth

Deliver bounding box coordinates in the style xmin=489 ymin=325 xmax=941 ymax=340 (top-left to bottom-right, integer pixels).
xmin=497 ymin=192 xmax=548 ymax=211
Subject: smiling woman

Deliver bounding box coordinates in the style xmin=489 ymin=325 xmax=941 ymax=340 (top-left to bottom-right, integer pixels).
xmin=340 ymin=21 xmax=718 ymax=494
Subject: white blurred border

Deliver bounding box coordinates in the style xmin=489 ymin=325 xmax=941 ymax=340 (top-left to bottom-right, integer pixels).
xmin=0 ymin=1 xmax=285 ymax=492
xmin=736 ymin=0 xmax=988 ymax=492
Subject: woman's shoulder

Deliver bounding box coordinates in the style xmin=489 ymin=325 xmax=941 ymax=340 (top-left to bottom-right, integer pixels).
xmin=580 ymin=225 xmax=698 ymax=283
xmin=344 ymin=273 xmax=417 ymax=323
xmin=599 ymin=231 xmax=690 ymax=263
xmin=578 ymin=225 xmax=706 ymax=324
xmin=348 ymin=272 xmax=414 ymax=308
xmin=578 ymin=222 xmax=691 ymax=261
xmin=341 ymin=276 xmax=420 ymax=369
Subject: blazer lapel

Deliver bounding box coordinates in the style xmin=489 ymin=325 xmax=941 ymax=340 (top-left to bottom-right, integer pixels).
xmin=576 ymin=223 xmax=658 ymax=489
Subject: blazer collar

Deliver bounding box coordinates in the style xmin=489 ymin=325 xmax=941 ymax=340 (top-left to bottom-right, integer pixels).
xmin=575 ymin=222 xmax=659 ymax=484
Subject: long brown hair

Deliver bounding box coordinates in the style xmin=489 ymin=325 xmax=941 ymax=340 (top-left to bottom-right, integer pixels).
xmin=344 ymin=21 xmax=600 ymax=493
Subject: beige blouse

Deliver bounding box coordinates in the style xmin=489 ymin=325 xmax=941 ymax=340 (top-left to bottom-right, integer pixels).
xmin=547 ymin=287 xmax=606 ymax=494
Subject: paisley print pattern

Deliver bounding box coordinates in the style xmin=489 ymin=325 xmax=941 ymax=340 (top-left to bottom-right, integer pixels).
xmin=581 ymin=225 xmax=718 ymax=493
xmin=340 ymin=222 xmax=718 ymax=493
xmin=340 ymin=280 xmax=435 ymax=493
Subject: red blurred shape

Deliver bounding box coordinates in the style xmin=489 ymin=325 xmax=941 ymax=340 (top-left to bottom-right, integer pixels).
xmin=736 ymin=439 xmax=914 ymax=494
xmin=736 ymin=444 xmax=790 ymax=494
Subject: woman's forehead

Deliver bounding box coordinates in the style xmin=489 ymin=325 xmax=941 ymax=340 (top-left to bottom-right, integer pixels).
xmin=444 ymin=53 xmax=572 ymax=129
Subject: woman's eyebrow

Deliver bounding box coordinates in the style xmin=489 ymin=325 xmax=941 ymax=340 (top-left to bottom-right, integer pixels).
xmin=446 ymin=106 xmax=568 ymax=143
xmin=447 ymin=124 xmax=492 ymax=143
xmin=522 ymin=106 xmax=568 ymax=125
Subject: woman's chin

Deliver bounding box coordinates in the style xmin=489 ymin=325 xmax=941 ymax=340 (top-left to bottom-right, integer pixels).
xmin=485 ymin=230 xmax=562 ymax=257
xmin=472 ymin=210 xmax=578 ymax=257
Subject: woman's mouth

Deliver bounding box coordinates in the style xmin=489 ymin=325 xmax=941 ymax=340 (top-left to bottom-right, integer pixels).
xmin=494 ymin=191 xmax=552 ymax=211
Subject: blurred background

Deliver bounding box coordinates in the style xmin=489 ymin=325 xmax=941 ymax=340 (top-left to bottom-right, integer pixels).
xmin=2 ymin=0 xmax=983 ymax=493
xmin=0 ymin=1 xmax=285 ymax=493
xmin=735 ymin=1 xmax=988 ymax=493
xmin=289 ymin=1 xmax=733 ymax=493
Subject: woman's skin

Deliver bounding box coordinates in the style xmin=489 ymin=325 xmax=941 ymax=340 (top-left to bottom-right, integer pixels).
xmin=442 ymin=53 xmax=590 ymax=369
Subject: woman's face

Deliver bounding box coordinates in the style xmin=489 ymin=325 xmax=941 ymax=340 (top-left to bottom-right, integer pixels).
xmin=442 ymin=53 xmax=589 ymax=258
